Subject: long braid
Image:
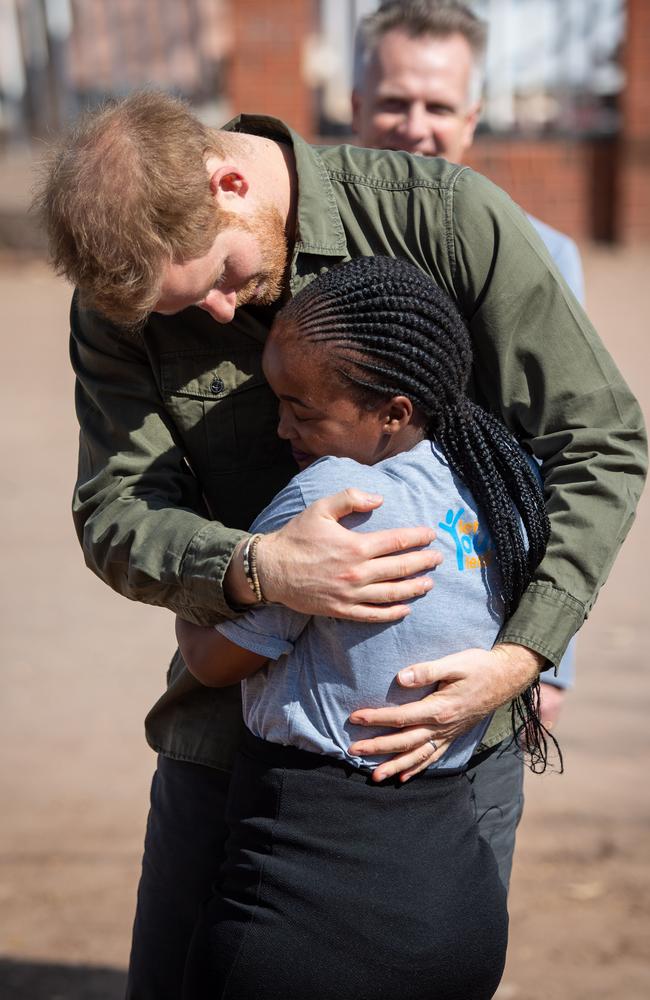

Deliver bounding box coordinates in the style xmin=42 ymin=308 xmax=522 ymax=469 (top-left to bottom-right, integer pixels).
xmin=280 ymin=256 xmax=558 ymax=770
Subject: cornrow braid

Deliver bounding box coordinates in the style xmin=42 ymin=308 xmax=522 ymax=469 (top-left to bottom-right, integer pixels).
xmin=279 ymin=256 xmax=557 ymax=771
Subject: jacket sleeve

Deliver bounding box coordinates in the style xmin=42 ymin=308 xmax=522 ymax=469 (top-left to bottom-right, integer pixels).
xmin=448 ymin=169 xmax=647 ymax=666
xmin=70 ymin=295 xmax=247 ymax=624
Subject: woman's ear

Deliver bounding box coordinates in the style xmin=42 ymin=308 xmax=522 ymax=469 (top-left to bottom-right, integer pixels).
xmin=382 ymin=396 xmax=414 ymax=434
xmin=205 ymin=156 xmax=250 ymax=202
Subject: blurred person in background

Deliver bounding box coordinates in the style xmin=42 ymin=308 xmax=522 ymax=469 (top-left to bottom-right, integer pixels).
xmin=352 ymin=0 xmax=584 ymax=309
xmin=35 ymin=89 xmax=645 ymax=999
xmin=352 ymin=0 xmax=584 ymax=882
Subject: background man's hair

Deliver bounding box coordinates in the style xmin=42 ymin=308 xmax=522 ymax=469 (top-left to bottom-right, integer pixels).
xmin=33 ymin=90 xmax=229 ymax=328
xmin=354 ymin=0 xmax=488 ymax=104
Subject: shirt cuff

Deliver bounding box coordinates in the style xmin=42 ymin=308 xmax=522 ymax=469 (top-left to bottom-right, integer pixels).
xmin=179 ymin=521 xmax=250 ymax=619
xmin=497 ymin=582 xmax=585 ymax=668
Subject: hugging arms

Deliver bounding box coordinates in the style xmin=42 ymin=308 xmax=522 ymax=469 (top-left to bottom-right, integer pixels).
xmin=69 ymin=179 xmax=646 ymax=770
xmin=45 ymin=96 xmax=647 ymax=996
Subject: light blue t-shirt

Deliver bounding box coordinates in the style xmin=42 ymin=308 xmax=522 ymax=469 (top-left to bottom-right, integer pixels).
xmin=217 ymin=439 xmax=518 ymax=773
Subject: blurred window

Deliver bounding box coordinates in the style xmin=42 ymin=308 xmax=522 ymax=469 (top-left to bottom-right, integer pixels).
xmin=1 ymin=0 xmax=230 ymax=140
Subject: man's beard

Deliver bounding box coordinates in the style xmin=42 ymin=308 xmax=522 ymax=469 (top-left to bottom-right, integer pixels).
xmin=230 ymin=204 xmax=289 ymax=310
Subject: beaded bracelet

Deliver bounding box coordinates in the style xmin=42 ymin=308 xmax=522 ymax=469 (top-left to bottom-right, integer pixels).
xmin=242 ymin=533 xmax=265 ymax=603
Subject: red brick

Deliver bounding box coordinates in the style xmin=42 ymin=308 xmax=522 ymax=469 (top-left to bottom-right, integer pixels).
xmin=228 ymin=0 xmax=317 ymax=137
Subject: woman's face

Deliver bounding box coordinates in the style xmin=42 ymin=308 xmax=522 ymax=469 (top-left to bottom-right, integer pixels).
xmin=262 ymin=319 xmax=409 ymax=470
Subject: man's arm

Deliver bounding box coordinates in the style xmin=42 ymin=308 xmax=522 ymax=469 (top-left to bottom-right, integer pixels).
xmin=450 ymin=168 xmax=647 ymax=664
xmin=71 ymin=295 xmax=247 ymax=624
xmin=526 ymin=220 xmax=584 ymax=722
xmin=72 ymin=297 xmax=439 ymax=625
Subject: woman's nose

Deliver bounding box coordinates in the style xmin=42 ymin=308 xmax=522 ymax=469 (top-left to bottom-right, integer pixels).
xmin=276 ymin=403 xmax=294 ymax=439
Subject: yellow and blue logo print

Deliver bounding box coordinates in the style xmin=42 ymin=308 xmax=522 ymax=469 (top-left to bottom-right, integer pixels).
xmin=438 ymin=507 xmax=494 ymax=571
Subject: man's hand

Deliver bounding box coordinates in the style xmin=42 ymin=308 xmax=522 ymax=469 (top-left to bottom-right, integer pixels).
xmin=348 ymin=643 xmax=544 ymax=782
xmin=539 ymin=681 xmax=566 ymax=730
xmin=248 ymin=489 xmax=441 ymax=622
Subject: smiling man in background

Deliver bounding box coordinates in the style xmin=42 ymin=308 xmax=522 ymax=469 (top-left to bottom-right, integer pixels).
xmin=352 ymin=0 xmax=584 ymax=305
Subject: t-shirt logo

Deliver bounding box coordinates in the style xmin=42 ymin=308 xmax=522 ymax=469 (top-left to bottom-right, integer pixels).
xmin=438 ymin=507 xmax=494 ymax=571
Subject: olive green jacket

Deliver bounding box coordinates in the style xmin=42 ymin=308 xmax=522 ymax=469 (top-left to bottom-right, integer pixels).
xmin=70 ymin=115 xmax=647 ymax=769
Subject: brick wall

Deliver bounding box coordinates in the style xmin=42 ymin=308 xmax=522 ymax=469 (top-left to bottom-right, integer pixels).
xmin=229 ymin=0 xmax=316 ymax=136
xmin=466 ymin=138 xmax=617 ymax=242
xmin=619 ymin=0 xmax=650 ymax=242
xmin=227 ymin=0 xmax=649 ymax=244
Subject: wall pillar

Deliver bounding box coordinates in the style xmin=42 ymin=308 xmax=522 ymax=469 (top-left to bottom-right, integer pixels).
xmin=228 ymin=0 xmax=316 ymax=138
xmin=618 ymin=0 xmax=650 ymax=242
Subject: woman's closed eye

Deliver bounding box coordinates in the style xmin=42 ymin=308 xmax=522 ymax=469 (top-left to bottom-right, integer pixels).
xmin=281 ymin=399 xmax=320 ymax=422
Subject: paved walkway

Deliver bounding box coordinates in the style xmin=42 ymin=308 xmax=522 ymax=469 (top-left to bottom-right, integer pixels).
xmin=0 ymin=147 xmax=48 ymax=253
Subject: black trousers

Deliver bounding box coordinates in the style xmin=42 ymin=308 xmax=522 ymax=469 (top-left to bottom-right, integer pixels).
xmin=202 ymin=732 xmax=508 ymax=1000
xmin=126 ymin=741 xmax=522 ymax=1000
xmin=125 ymin=758 xmax=231 ymax=1000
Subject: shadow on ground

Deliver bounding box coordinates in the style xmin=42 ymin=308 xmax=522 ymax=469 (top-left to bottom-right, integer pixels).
xmin=0 ymin=957 xmax=127 ymax=999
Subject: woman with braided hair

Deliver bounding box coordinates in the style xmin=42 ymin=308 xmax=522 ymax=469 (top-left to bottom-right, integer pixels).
xmin=177 ymin=256 xmax=552 ymax=1000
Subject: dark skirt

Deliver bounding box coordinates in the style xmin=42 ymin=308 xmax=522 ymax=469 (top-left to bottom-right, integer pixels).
xmin=203 ymin=731 xmax=508 ymax=1000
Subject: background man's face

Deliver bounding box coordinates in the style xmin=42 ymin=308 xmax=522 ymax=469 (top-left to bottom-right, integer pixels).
xmin=352 ymin=29 xmax=480 ymax=163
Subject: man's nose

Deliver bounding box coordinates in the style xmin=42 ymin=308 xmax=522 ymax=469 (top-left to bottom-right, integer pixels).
xmin=197 ymin=289 xmax=237 ymax=324
xmin=401 ymin=104 xmax=430 ymax=143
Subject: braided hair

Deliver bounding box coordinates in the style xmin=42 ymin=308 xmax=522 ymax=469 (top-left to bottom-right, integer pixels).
xmin=279 ymin=255 xmax=557 ymax=770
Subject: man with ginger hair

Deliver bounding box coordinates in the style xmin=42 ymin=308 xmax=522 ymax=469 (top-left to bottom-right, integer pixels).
xmin=351 ymin=0 xmax=585 ymax=887
xmin=36 ymin=91 xmax=645 ymax=998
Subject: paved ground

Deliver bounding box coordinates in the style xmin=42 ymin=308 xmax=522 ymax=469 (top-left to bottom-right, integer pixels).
xmin=0 ymin=247 xmax=648 ymax=1000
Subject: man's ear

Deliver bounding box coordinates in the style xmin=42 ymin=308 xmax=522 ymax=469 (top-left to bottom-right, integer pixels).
xmin=205 ymin=156 xmax=250 ymax=203
xmin=382 ymin=395 xmax=414 ymax=433
xmin=461 ymin=102 xmax=481 ymax=154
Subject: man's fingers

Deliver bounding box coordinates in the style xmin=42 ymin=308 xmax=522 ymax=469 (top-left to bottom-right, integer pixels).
xmin=349 ymin=699 xmax=438 ymax=729
xmin=349 ymin=725 xmax=438 ymax=757
xmin=354 ymin=548 xmax=442 ymax=586
xmin=313 ymin=488 xmax=385 ymax=520
xmin=370 ymin=739 xmax=451 ymax=783
xmin=330 ymin=602 xmax=412 ymax=624
xmin=397 ymin=652 xmax=478 ymax=689
xmin=397 ymin=746 xmax=450 ymax=783
xmin=351 ymin=575 xmax=435 ymax=606
xmin=360 ymin=525 xmax=437 ymax=558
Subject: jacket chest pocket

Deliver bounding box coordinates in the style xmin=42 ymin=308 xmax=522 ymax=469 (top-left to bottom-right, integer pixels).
xmin=160 ymin=350 xmax=285 ymax=475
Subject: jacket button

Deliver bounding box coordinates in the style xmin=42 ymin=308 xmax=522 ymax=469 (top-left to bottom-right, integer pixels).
xmin=210 ymin=377 xmax=225 ymax=394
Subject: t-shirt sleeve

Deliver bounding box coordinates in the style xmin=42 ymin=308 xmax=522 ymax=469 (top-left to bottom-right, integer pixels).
xmin=215 ymin=476 xmax=311 ymax=659
xmin=215 ymin=605 xmax=307 ymax=660
xmin=248 ymin=475 xmax=310 ymax=533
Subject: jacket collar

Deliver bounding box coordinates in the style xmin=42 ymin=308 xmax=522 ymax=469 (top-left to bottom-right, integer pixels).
xmin=221 ymin=114 xmax=347 ymax=258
